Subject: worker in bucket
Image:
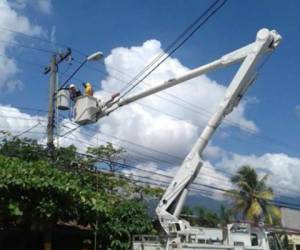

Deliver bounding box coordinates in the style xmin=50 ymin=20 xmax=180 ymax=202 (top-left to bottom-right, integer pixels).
xmin=82 ymin=82 xmax=93 ymax=96
xmin=68 ymin=84 xmax=82 ymax=101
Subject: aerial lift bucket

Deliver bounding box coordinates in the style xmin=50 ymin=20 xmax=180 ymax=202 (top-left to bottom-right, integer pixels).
xmin=74 ymin=96 xmax=100 ymax=125
xmin=57 ymin=89 xmax=70 ymax=110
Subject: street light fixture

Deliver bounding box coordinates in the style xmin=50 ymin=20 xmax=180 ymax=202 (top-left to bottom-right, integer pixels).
xmin=87 ymin=51 xmax=104 ymax=61
xmin=59 ymin=50 xmax=104 ymax=90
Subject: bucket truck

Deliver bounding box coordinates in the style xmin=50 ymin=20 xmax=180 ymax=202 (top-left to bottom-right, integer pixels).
xmin=60 ymin=28 xmax=282 ymax=249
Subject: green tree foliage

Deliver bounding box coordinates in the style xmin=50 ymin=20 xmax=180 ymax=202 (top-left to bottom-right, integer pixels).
xmin=0 ymin=137 xmax=161 ymax=249
xmin=181 ymin=205 xmax=230 ymax=227
xmin=0 ymin=137 xmax=47 ymax=161
xmin=100 ymin=200 xmax=154 ymax=249
xmin=0 ymin=137 xmax=89 ymax=172
xmin=87 ymin=142 xmax=125 ymax=172
xmin=0 ymin=155 xmax=108 ymax=230
xmin=228 ymin=165 xmax=281 ymax=225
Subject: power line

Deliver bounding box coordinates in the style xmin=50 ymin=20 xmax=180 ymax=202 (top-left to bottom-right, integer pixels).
xmin=61 ymin=122 xmax=300 ymax=200
xmin=11 ymin=73 xmax=299 ymax=160
xmin=62 ymin=120 xmax=183 ymax=161
xmin=36 ymin=25 xmax=295 ymax=157
xmin=60 ymin=127 xmax=173 ymax=167
xmin=61 ymin=123 xmax=178 ymax=167
xmin=0 ymin=129 xmax=46 ymax=135
xmin=13 ymin=106 xmax=48 ymax=113
xmin=15 ymin=107 xmax=295 ymax=199
xmin=13 ymin=122 xmax=43 ymax=137
xmin=60 ymin=129 xmax=232 ymax=188
xmin=2 ymin=131 xmax=300 ymax=210
xmin=59 ymin=128 xmax=300 ymax=199
xmin=0 ymin=114 xmax=47 ymax=122
xmin=1 ymin=23 xmax=298 ymax=199
xmin=0 ymin=53 xmax=45 ymax=68
xmin=0 ymin=26 xmax=82 ymax=54
xmin=120 ymin=0 xmax=227 ymax=98
xmin=60 ymin=122 xmax=300 ymax=197
xmin=119 ymin=0 xmax=223 ymax=92
xmin=3 ymin=110 xmax=300 ymax=201
xmin=0 ymin=39 xmax=54 ymax=54
xmin=59 ymin=125 xmax=232 ymax=187
xmin=109 ymin=172 xmax=300 ymax=210
xmin=72 ymin=53 xmax=300 ymax=157
xmin=3 ymin=112 xmax=298 ymax=198
xmin=4 ymin=23 xmax=296 ymax=156
xmin=72 ymin=149 xmax=300 ymax=210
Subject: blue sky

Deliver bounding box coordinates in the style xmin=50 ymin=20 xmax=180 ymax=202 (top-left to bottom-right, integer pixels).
xmin=1 ymin=0 xmax=300 ymax=205
xmin=3 ymin=0 xmax=300 ymax=154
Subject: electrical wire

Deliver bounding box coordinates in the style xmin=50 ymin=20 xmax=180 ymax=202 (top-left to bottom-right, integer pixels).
xmin=2 ymin=127 xmax=300 ymax=210
xmin=60 ymin=119 xmax=299 ymax=197
xmin=0 ymin=114 xmax=47 ymax=122
xmin=13 ymin=122 xmax=42 ymax=137
xmin=4 ymin=23 xmax=294 ymax=158
xmin=0 ymin=53 xmax=45 ymax=68
xmin=60 ymin=126 xmax=232 ymax=187
xmin=72 ymin=149 xmax=300 ymax=210
xmin=0 ymin=39 xmax=54 ymax=54
xmin=59 ymin=128 xmax=300 ymax=198
xmin=0 ymin=26 xmax=87 ymax=57
xmin=1 ymin=24 xmax=298 ymax=203
xmin=117 ymin=0 xmax=225 ymax=92
xmin=61 ymin=123 xmax=178 ymax=166
xmin=62 ymin=128 xmax=300 ymax=207
xmin=1 ymin=21 xmax=291 ymax=154
xmin=57 ymin=113 xmax=295 ymax=195
xmin=71 ymin=54 xmax=300 ymax=158
xmin=0 ymin=107 xmax=297 ymax=198
xmin=120 ymin=0 xmax=227 ymax=98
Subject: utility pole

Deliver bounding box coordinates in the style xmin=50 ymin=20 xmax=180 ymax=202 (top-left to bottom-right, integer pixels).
xmin=44 ymin=48 xmax=72 ymax=156
xmin=46 ymin=54 xmax=57 ymax=153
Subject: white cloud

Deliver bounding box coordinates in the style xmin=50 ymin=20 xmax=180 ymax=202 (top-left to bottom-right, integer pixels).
xmin=56 ymin=39 xmax=261 ymax=200
xmin=203 ymin=144 xmax=226 ymax=160
xmin=0 ymin=0 xmax=43 ymax=92
xmin=57 ymin=119 xmax=104 ymax=150
xmin=91 ymin=39 xmax=258 ymax=161
xmin=8 ymin=0 xmax=52 ymax=14
xmin=85 ymin=39 xmax=300 ymax=200
xmin=4 ymin=37 xmax=295 ymax=205
xmin=217 ymin=152 xmax=300 ymax=198
xmin=122 ymin=160 xmax=232 ymax=201
xmin=0 ymin=105 xmax=46 ymax=140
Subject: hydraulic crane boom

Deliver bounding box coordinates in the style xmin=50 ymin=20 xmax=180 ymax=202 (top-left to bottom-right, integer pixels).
xmin=74 ymin=28 xmax=281 ymax=236
xmin=98 ymin=29 xmax=280 ymax=120
xmin=101 ymin=28 xmax=281 ymax=235
xmin=155 ymin=28 xmax=281 ymax=235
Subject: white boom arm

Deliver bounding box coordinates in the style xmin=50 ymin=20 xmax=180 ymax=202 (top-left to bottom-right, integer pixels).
xmin=98 ymin=28 xmax=281 ymax=234
xmin=99 ymin=29 xmax=280 ymax=119
xmin=155 ymin=28 xmax=281 ymax=235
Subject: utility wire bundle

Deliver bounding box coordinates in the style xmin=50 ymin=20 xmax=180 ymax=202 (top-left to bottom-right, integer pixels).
xmin=119 ymin=0 xmax=228 ymax=98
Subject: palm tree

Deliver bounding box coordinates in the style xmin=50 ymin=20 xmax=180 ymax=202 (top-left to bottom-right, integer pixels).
xmin=227 ymin=165 xmax=281 ymax=225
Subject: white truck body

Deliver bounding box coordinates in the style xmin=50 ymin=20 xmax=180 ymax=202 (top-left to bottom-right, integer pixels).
xmin=133 ymin=223 xmax=282 ymax=250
